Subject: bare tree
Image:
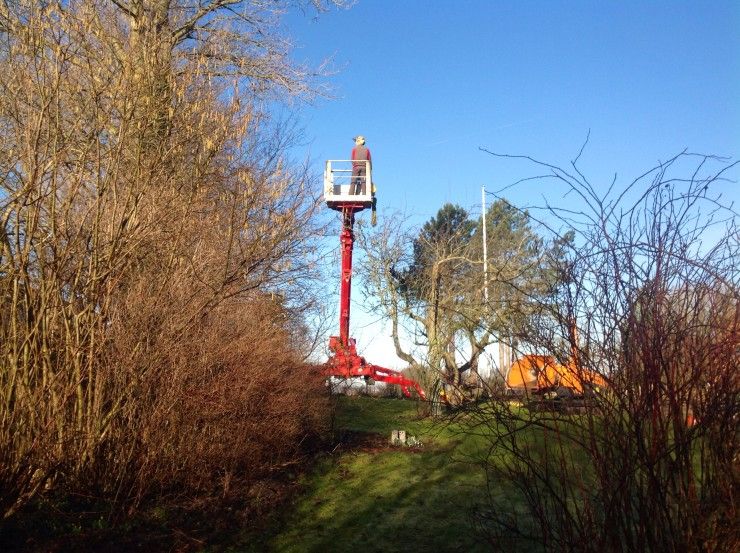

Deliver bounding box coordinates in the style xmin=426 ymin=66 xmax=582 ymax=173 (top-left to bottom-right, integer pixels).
xmin=358 ymin=200 xmax=558 ymax=402
xmin=466 ymin=149 xmax=739 ymax=553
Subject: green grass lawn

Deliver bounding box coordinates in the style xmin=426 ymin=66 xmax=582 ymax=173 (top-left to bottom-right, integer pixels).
xmin=5 ymin=394 xmax=709 ymax=552
xmin=241 ymin=396 xmax=493 ymax=553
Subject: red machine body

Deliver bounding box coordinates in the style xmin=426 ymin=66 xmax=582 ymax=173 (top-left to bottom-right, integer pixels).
xmin=325 ymin=203 xmax=425 ymax=400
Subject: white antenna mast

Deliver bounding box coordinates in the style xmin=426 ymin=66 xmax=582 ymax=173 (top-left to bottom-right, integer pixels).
xmin=482 ymin=185 xmax=488 ymax=304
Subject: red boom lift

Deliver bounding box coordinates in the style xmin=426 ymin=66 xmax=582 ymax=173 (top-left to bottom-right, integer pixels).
xmin=323 ymin=160 xmax=426 ymax=399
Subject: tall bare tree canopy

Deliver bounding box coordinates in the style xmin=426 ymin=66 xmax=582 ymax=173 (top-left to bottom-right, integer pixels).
xmin=1 ymin=0 xmax=347 ymax=91
xmin=0 ymin=0 xmax=342 ymax=520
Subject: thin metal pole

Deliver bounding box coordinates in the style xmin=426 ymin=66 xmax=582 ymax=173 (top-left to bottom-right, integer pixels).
xmin=482 ymin=186 xmax=488 ymax=304
xmin=482 ymin=186 xmax=491 ymax=378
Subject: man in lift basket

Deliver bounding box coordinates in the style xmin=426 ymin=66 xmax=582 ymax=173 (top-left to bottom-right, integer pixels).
xmin=351 ymin=135 xmax=371 ymax=195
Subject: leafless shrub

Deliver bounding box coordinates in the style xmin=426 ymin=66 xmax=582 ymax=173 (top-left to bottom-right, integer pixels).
xmin=467 ymin=150 xmax=739 ymax=552
xmin=85 ymin=295 xmax=330 ymax=510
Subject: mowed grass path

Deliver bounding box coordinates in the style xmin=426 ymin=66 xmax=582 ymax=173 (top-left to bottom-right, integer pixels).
xmin=246 ymin=396 xmax=492 ymax=553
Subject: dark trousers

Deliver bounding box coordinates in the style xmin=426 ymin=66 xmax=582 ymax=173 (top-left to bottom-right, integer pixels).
xmin=351 ymin=166 xmax=366 ymax=195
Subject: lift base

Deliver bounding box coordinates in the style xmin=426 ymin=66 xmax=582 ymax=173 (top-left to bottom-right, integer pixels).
xmin=325 ymin=336 xmax=426 ymax=400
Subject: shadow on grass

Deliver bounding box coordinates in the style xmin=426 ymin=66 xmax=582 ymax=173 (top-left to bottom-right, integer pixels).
xmin=1 ymin=398 xmax=528 ymax=553
xmin=242 ymin=398 xmax=491 ymax=553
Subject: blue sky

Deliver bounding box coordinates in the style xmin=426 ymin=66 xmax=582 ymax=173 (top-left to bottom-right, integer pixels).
xmin=282 ymin=1 xmax=740 ymax=369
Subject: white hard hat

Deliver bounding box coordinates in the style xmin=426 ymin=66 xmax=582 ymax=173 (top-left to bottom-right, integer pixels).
xmin=353 ymin=135 xmax=366 ymax=145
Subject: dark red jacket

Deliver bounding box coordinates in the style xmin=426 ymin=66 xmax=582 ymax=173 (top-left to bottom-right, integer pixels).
xmin=351 ymin=145 xmax=371 ymax=168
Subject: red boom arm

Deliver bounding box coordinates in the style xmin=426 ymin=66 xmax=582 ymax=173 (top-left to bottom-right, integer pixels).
xmin=325 ymin=206 xmax=425 ymax=400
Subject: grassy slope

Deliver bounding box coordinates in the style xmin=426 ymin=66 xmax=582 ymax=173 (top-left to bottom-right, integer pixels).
xmin=246 ymin=396 xmax=493 ymax=553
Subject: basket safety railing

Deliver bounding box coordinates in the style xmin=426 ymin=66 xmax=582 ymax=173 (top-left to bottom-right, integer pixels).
xmin=324 ymin=160 xmax=373 ymax=203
